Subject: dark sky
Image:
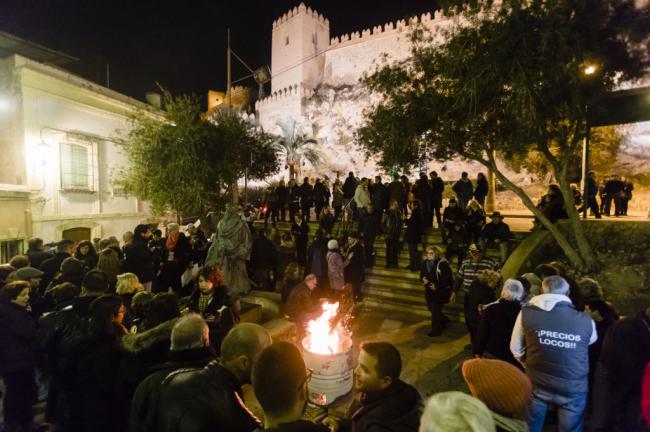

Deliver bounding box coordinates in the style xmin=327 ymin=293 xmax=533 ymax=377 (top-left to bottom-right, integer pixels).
xmin=0 ymin=0 xmax=437 ymax=103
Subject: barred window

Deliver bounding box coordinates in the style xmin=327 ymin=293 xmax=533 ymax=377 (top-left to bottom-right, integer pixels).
xmin=60 ymin=141 xmax=97 ymax=191
xmin=0 ymin=239 xmax=24 ymax=263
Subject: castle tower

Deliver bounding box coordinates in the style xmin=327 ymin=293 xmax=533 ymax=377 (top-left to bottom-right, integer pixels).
xmin=271 ymin=2 xmax=329 ymax=93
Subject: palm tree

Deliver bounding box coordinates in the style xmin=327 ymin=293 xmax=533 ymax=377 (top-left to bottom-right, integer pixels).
xmin=272 ymin=118 xmax=323 ymax=180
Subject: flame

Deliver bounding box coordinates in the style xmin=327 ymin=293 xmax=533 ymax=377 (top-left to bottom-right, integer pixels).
xmin=305 ymin=302 xmax=341 ymax=355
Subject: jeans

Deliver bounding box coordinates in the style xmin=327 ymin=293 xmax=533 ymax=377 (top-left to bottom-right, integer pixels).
xmin=528 ymin=387 xmax=587 ymax=432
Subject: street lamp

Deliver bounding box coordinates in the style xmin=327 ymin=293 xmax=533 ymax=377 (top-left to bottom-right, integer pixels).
xmin=581 ymin=63 xmax=598 ymax=219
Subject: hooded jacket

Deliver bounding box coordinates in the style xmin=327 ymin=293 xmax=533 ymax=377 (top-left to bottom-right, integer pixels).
xmin=510 ymin=294 xmax=597 ymax=395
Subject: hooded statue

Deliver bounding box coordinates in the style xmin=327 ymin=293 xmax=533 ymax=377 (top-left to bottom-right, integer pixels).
xmin=205 ymin=204 xmax=253 ymax=296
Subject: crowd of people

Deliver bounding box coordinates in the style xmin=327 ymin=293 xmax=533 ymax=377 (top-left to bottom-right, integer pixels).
xmin=0 ymin=169 xmax=647 ymax=432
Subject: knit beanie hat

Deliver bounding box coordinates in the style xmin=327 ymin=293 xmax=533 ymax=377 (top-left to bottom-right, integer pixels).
xmin=461 ymin=358 xmax=532 ymax=419
xmin=327 ymin=239 xmax=339 ymax=250
xmin=60 ymin=257 xmax=85 ymax=277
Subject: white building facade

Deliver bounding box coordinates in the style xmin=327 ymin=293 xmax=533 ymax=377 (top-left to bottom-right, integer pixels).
xmin=0 ymin=53 xmax=158 ymax=260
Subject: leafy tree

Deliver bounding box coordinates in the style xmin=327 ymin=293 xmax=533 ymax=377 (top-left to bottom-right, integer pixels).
xmin=272 ymin=118 xmax=323 ymax=180
xmin=117 ymin=90 xmax=279 ymax=218
xmin=358 ymin=0 xmax=648 ymax=270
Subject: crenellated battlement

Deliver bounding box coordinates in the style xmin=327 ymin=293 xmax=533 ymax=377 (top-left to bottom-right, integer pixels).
xmin=329 ymin=10 xmax=446 ymax=47
xmin=272 ymin=2 xmax=329 ymax=29
xmin=255 ymin=83 xmax=314 ymax=109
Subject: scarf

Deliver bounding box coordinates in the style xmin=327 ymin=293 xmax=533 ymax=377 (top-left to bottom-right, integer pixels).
xmin=166 ymin=233 xmax=179 ymax=251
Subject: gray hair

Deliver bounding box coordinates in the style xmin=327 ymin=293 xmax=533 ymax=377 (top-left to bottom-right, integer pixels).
xmin=501 ymin=279 xmax=524 ymax=301
xmin=419 ymin=391 xmax=495 ymax=432
xmin=304 ymin=274 xmax=317 ymax=283
xmin=171 ymin=313 xmax=209 ymax=351
xmin=167 ymin=222 xmax=180 ymax=231
xmin=541 ymin=275 xmax=570 ymax=295
xmin=220 ymin=323 xmax=271 ymax=364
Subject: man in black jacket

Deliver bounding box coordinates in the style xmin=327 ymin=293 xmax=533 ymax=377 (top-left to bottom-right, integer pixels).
xmin=342 ymin=172 xmax=357 ymax=202
xmin=327 ymin=342 xmax=421 ymax=432
xmin=604 ymin=174 xmax=624 ymax=216
xmin=27 ymin=237 xmax=51 ymax=270
xmin=429 ymin=171 xmax=445 ymax=229
xmin=362 ymin=205 xmax=381 ymax=268
xmin=300 ymin=177 xmax=315 ymax=222
xmin=412 ymin=174 xmax=432 ymax=231
xmin=276 ymin=179 xmax=290 ymax=222
xmin=382 ymin=200 xmax=402 ymax=268
xmin=371 ymin=176 xmax=388 ymax=213
xmin=156 ymin=323 xmax=271 ymax=432
xmin=129 ymin=314 xmax=216 ymax=432
xmin=39 ymin=239 xmax=74 ymax=291
xmin=452 ymin=172 xmax=474 ymax=210
xmin=253 ymin=342 xmax=329 ymax=432
xmin=343 ymin=232 xmax=365 ymax=303
xmin=124 ymin=224 xmax=155 ymax=292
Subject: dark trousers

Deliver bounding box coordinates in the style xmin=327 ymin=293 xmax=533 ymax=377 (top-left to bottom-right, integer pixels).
xmin=604 ymin=196 xmax=622 ymax=216
xmin=301 ymin=204 xmax=312 ymax=221
xmin=620 ymin=198 xmax=629 ymax=215
xmin=278 ymin=202 xmax=287 ymax=221
xmin=334 ymin=205 xmax=342 ymax=221
xmin=350 ymin=280 xmax=362 ymax=302
xmin=579 ymin=196 xmax=601 ymax=218
xmin=2 ymin=368 xmax=36 ymax=429
xmin=315 ymin=204 xmax=324 ymax=220
xmin=296 ymin=239 xmax=307 ymax=266
xmin=364 ymin=234 xmax=376 ymax=267
xmin=158 ymin=262 xmax=183 ymax=294
xmin=385 ymin=238 xmax=399 ymax=267
xmin=407 ymin=242 xmax=420 ymax=270
xmin=426 ymin=292 xmax=447 ymax=335
xmin=289 ymin=203 xmax=300 ymax=221
xmin=445 ymin=245 xmax=466 ymax=271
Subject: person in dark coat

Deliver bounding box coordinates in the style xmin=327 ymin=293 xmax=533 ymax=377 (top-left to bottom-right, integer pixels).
xmin=382 ymin=200 xmax=403 ymax=268
xmin=589 ymin=307 xmax=650 ymax=432
xmin=275 ymin=233 xmax=296 ymax=285
xmin=129 ymin=314 xmax=216 ymax=432
xmin=479 ymin=211 xmax=511 ymax=266
xmin=159 ymin=223 xmax=192 ymax=295
xmin=404 ymin=200 xmax=424 ymax=271
xmin=388 ymin=176 xmax=406 ymax=217
xmin=420 ymin=246 xmax=453 ymax=337
xmin=536 ymin=184 xmax=568 ymax=225
xmin=68 ymin=295 xmax=127 ymax=432
xmin=603 ymin=174 xmax=624 ymax=216
xmin=306 ymin=229 xmax=330 ymax=288
xmin=429 ymin=171 xmax=445 ymax=229
xmin=0 ymin=281 xmax=39 ymax=432
xmin=444 ymin=223 xmax=471 ymax=271
xmin=313 ymin=178 xmax=330 ymax=219
xmin=475 ymin=279 xmax=524 ymax=367
xmin=249 ymin=229 xmax=277 ymax=291
xmin=187 ymin=266 xmax=237 ymax=353
xmin=412 ymin=174 xmax=432 ymax=230
xmin=343 ymin=232 xmax=365 ymax=303
xmin=284 ymin=275 xmax=320 ymax=327
xmin=291 ymin=214 xmax=309 ymax=266
xmin=288 ymin=178 xmax=301 ymax=222
xmin=465 ymin=269 xmax=500 ymax=354
xmin=342 ymin=171 xmax=358 ymax=202
xmin=318 ymin=206 xmax=336 ymax=236
xmin=74 ymin=240 xmax=98 ymax=272
xmin=27 ymin=237 xmax=51 ymax=270
xmin=465 ymin=199 xmax=486 ymax=244
xmin=276 ymin=179 xmax=290 ymax=222
xmin=621 ymin=176 xmax=633 ymax=216
xmin=452 ymin=172 xmax=474 ymax=209
xmin=362 ymin=204 xmax=381 ymax=268
xmin=578 ymin=171 xmax=602 ymax=219
xmin=124 ymin=224 xmax=155 ymax=292
xmin=473 ymin=173 xmax=489 ymax=207
xmin=253 ymin=342 xmax=330 ymax=432
xmin=442 ymin=198 xmax=466 ymax=244
xmin=328 ymin=342 xmax=421 ymax=432
xmin=371 ymin=176 xmax=388 ymax=212
xmin=299 ymin=177 xmax=315 ymax=221
xmin=155 ymin=323 xmax=271 ymax=432
xmin=39 ymin=239 xmax=74 ymax=292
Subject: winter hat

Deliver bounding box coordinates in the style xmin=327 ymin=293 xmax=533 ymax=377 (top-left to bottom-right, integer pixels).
xmin=13 ymin=266 xmax=44 ymax=280
xmin=60 ymin=257 xmax=85 ymax=277
xmin=462 ymin=358 xmax=532 ymax=419
xmin=327 ymin=239 xmax=339 ymax=250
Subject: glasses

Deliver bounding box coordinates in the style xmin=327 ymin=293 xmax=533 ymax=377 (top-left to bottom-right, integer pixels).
xmin=299 ymin=368 xmax=314 ymax=390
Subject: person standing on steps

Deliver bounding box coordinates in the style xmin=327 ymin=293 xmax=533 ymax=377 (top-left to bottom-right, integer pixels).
xmin=288 ymin=179 xmax=301 ymax=222
xmin=382 ymin=200 xmax=403 ymax=269
xmin=404 ymin=200 xmax=424 ymax=271
xmin=413 ymin=174 xmax=432 ymax=232
xmin=473 ymin=173 xmax=489 ymax=208
xmin=276 ymin=179 xmax=289 ymax=222
xmin=300 ymin=177 xmax=315 ymax=222
xmin=452 ymin=172 xmax=474 ymax=210
xmin=291 ymin=214 xmax=309 ymax=266
xmin=420 ymin=246 xmax=453 ymax=337
xmin=343 ymin=232 xmax=365 ymax=303
xmin=429 ymin=171 xmax=445 ymax=230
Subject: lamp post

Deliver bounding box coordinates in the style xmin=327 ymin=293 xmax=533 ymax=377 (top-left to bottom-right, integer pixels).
xmin=581 ymin=64 xmax=597 ymax=220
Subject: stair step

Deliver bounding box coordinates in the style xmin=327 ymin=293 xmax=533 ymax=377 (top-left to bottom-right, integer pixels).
xmin=365 ymin=267 xmax=421 ymax=280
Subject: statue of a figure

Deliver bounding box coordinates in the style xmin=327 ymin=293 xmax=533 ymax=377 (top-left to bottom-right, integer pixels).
xmin=205 ymin=204 xmax=253 ymax=297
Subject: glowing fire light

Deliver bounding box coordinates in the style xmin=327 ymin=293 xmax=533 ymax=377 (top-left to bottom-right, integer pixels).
xmin=305 ymin=302 xmax=341 ymax=355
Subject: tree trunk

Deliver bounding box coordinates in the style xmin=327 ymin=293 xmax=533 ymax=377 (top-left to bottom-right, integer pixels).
xmin=487 ymin=162 xmax=587 ymax=270
xmin=556 ymin=178 xmax=598 ymax=270
xmin=231 ymin=181 xmax=239 ymax=204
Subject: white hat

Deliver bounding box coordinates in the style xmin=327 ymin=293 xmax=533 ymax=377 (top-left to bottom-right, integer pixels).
xmin=327 ymin=239 xmax=339 ymax=250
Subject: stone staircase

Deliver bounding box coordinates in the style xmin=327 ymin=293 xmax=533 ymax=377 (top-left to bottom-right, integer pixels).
xmin=252 ymin=220 xmax=529 ymax=322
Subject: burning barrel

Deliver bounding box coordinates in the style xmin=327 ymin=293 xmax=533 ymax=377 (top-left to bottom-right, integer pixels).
xmin=301 ymin=302 xmax=354 ymax=406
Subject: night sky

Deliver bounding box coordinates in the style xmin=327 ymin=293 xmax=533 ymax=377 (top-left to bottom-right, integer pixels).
xmin=0 ymin=0 xmax=437 ymax=103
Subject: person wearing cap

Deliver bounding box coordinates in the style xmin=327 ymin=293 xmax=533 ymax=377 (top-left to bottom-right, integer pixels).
xmin=462 ymin=358 xmax=532 ymax=432
xmin=124 ymin=224 xmax=155 ymax=292
xmin=326 ymin=238 xmax=349 ymax=294
xmin=451 ymin=244 xmax=498 ymax=304
xmin=479 ymin=212 xmax=511 ymax=266
xmin=39 ymin=239 xmax=75 ymax=291
xmin=510 ymin=275 xmax=597 ymax=432
xmin=9 ymin=266 xmax=44 ymax=290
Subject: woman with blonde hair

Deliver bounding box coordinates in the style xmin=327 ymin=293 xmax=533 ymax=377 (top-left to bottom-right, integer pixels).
xmin=116 ymin=272 xmax=144 ymax=328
